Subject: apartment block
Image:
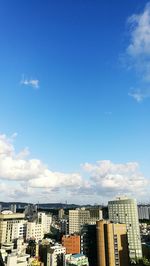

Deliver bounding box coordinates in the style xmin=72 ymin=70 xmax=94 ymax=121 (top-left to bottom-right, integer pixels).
xmin=26 ymin=222 xmax=44 ymax=242
xmin=37 ymin=212 xmax=52 ymax=234
xmin=69 ymin=207 xmax=102 ymax=234
xmin=47 ymin=245 xmax=66 ymax=266
xmin=62 ymin=234 xmax=80 ymax=254
xmin=0 ymin=211 xmax=26 ymax=244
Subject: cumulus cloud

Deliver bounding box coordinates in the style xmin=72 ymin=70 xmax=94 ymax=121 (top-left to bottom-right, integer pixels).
xmin=127 ymin=5 xmax=150 ymax=57
xmin=0 ymin=134 xmax=149 ymax=202
xmin=0 ymin=134 xmax=88 ymax=201
xmin=21 ymin=76 xmax=39 ymax=89
xmin=126 ymin=3 xmax=150 ymax=101
xmin=0 ymin=135 xmax=46 ymax=180
xmin=82 ymin=160 xmax=148 ymax=195
xmin=29 ymin=172 xmax=88 ymax=190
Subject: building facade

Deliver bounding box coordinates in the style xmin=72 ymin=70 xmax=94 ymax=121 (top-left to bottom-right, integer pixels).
xmin=96 ymin=220 xmax=129 ymax=266
xmin=26 ymin=222 xmax=44 ymax=242
xmin=58 ymin=209 xmax=65 ymax=220
xmin=69 ymin=207 xmax=102 ymax=234
xmin=65 ymin=254 xmax=89 ymax=266
xmin=108 ymin=197 xmax=142 ymax=260
xmin=81 ymin=224 xmax=97 ymax=266
xmin=0 ymin=211 xmax=26 ymax=244
xmin=138 ymin=205 xmax=150 ymax=220
xmin=62 ymin=234 xmax=80 ymax=254
xmin=47 ymin=245 xmax=66 ymax=266
xmin=37 ymin=212 xmax=52 ymax=234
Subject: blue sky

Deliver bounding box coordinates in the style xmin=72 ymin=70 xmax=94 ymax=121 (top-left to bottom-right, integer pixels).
xmin=0 ymin=0 xmax=150 ymax=203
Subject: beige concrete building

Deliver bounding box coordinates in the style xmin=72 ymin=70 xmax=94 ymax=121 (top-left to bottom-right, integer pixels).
xmin=0 ymin=211 xmax=26 ymax=244
xmin=69 ymin=207 xmax=102 ymax=234
xmin=96 ymin=220 xmax=129 ymax=266
xmin=58 ymin=208 xmax=65 ymax=219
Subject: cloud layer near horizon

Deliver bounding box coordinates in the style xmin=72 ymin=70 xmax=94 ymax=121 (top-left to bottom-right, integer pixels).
xmin=0 ymin=134 xmax=149 ymax=203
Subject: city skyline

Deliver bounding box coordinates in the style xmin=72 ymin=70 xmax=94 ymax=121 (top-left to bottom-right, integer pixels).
xmin=0 ymin=0 xmax=150 ymax=203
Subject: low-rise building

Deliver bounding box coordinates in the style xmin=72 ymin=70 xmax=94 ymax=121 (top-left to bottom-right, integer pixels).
xmin=65 ymin=254 xmax=89 ymax=266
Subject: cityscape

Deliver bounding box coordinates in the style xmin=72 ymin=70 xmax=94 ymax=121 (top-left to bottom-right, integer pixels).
xmin=0 ymin=198 xmax=150 ymax=265
xmin=1 ymin=0 xmax=150 ymax=265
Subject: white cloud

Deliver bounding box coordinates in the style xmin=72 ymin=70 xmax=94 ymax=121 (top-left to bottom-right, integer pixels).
xmin=0 ymin=134 xmax=88 ymax=199
xmin=82 ymin=160 xmax=148 ymax=195
xmin=126 ymin=3 xmax=150 ymax=101
xmin=21 ymin=76 xmax=39 ymax=89
xmin=0 ymin=134 xmax=149 ymax=203
xmin=128 ymin=89 xmax=145 ymax=102
xmin=29 ymin=171 xmax=88 ymax=190
xmin=127 ymin=4 xmax=150 ymax=57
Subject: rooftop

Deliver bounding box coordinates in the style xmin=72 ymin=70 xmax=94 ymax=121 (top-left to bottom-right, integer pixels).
xmin=72 ymin=254 xmax=85 ymax=259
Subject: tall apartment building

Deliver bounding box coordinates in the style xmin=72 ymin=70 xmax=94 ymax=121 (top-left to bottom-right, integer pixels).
xmin=47 ymin=245 xmax=66 ymax=266
xmin=108 ymin=197 xmax=142 ymax=260
xmin=26 ymin=222 xmax=44 ymax=242
xmin=37 ymin=212 xmax=52 ymax=234
xmin=62 ymin=234 xmax=80 ymax=254
xmin=0 ymin=211 xmax=26 ymax=244
xmin=58 ymin=209 xmax=65 ymax=219
xmin=96 ymin=220 xmax=129 ymax=266
xmin=69 ymin=207 xmax=102 ymax=234
xmin=138 ymin=205 xmax=150 ymax=220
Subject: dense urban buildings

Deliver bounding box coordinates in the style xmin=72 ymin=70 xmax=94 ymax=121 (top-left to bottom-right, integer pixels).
xmin=96 ymin=220 xmax=129 ymax=266
xmin=108 ymin=197 xmax=142 ymax=261
xmin=0 ymin=199 xmax=148 ymax=265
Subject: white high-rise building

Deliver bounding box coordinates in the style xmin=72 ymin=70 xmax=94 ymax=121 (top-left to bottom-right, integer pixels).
xmin=108 ymin=197 xmax=142 ymax=260
xmin=38 ymin=212 xmax=52 ymax=234
xmin=26 ymin=222 xmax=44 ymax=242
xmin=69 ymin=207 xmax=102 ymax=234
